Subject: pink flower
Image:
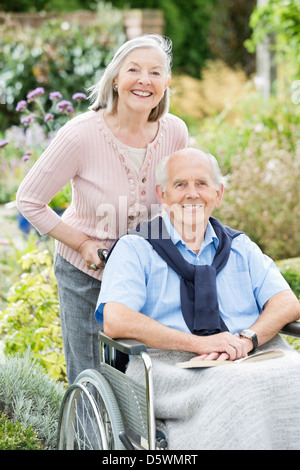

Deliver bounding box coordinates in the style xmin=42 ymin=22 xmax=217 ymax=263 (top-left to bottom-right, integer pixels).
xmin=21 ymin=151 xmax=32 ymax=162
xmin=26 ymin=87 xmax=45 ymax=102
xmin=0 ymin=139 xmax=9 ymax=148
xmin=49 ymin=91 xmax=63 ymax=100
xmin=20 ymin=113 xmax=36 ymax=126
xmin=16 ymin=100 xmax=28 ymax=112
xmin=72 ymin=92 xmax=87 ymax=100
xmin=56 ymin=100 xmax=74 ymax=113
xmin=44 ymin=113 xmax=54 ymax=122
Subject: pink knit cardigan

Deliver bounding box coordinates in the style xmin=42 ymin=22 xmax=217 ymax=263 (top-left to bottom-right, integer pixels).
xmin=16 ymin=109 xmax=188 ymax=278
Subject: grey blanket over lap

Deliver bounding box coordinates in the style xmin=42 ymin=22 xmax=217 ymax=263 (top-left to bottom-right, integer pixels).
xmin=125 ymin=335 xmax=300 ymax=450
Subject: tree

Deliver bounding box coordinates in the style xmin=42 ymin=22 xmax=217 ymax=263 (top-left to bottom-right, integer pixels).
xmin=208 ymin=0 xmax=257 ymax=75
xmin=110 ymin=0 xmax=217 ymax=76
xmin=245 ymin=0 xmax=300 ymax=73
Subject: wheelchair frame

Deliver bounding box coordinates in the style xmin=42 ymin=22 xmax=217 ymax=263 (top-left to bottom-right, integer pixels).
xmin=57 ymin=321 xmax=300 ymax=450
xmin=57 ymin=329 xmax=162 ymax=450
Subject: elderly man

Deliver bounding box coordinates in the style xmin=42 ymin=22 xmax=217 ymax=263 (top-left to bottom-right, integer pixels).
xmin=96 ymin=148 xmax=300 ymax=450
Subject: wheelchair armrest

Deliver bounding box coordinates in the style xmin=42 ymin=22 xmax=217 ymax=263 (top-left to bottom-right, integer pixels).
xmin=280 ymin=321 xmax=300 ymax=339
xmin=98 ymin=330 xmax=147 ymax=356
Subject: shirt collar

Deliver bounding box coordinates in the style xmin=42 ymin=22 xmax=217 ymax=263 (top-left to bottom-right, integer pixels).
xmin=161 ymin=211 xmax=219 ymax=251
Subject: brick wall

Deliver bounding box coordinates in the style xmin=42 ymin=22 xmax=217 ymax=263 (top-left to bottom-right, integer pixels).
xmin=0 ymin=9 xmax=165 ymax=38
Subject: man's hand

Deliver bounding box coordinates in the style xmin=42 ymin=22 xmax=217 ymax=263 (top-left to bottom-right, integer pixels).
xmin=191 ymin=352 xmax=231 ymax=362
xmin=104 ymin=303 xmax=256 ymax=360
xmin=193 ymin=332 xmax=252 ymax=361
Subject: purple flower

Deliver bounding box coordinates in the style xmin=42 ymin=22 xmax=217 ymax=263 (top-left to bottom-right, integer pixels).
xmin=56 ymin=100 xmax=74 ymax=113
xmin=72 ymin=92 xmax=87 ymax=100
xmin=20 ymin=113 xmax=36 ymax=126
xmin=49 ymin=91 xmax=63 ymax=101
xmin=26 ymin=87 xmax=45 ymax=101
xmin=0 ymin=139 xmax=9 ymax=148
xmin=56 ymin=100 xmax=71 ymax=109
xmin=21 ymin=151 xmax=32 ymax=162
xmin=44 ymin=113 xmax=54 ymax=122
xmin=16 ymin=100 xmax=28 ymax=112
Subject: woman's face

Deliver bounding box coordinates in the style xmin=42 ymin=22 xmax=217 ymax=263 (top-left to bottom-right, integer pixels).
xmin=114 ymin=47 xmax=171 ymax=117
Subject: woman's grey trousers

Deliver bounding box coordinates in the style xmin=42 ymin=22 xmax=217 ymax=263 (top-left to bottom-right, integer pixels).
xmin=54 ymin=253 xmax=102 ymax=384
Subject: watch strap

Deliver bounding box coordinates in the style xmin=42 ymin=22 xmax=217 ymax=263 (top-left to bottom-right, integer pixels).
xmin=240 ymin=329 xmax=258 ymax=353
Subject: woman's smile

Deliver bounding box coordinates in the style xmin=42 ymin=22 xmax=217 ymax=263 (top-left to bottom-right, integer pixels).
xmin=131 ymin=89 xmax=153 ymax=98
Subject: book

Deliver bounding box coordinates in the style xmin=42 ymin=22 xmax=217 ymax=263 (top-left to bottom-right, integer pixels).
xmin=175 ymin=349 xmax=285 ymax=368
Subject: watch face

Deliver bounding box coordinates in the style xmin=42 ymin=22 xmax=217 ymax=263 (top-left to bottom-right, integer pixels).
xmin=240 ymin=329 xmax=258 ymax=352
xmin=243 ymin=329 xmax=254 ymax=338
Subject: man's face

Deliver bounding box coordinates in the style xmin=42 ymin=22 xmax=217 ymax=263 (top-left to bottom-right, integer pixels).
xmin=156 ymin=151 xmax=223 ymax=240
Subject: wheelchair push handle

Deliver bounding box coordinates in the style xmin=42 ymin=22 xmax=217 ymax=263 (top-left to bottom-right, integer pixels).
xmin=89 ymin=248 xmax=109 ymax=271
xmin=98 ymin=248 xmax=109 ymax=262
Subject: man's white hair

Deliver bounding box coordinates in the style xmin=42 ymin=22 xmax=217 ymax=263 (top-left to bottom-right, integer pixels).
xmin=156 ymin=148 xmax=228 ymax=191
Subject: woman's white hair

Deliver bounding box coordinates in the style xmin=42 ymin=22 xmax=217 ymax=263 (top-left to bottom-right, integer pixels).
xmin=88 ymin=34 xmax=173 ymax=122
xmin=156 ymin=148 xmax=228 ymax=191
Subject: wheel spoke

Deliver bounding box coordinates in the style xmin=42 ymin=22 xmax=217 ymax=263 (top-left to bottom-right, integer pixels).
xmin=57 ymin=369 xmax=125 ymax=450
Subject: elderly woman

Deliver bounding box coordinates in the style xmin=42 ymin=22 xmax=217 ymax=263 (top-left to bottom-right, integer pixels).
xmin=16 ymin=34 xmax=188 ymax=384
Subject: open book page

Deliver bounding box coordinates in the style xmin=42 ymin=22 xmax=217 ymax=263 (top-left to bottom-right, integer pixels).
xmin=175 ymin=349 xmax=285 ymax=368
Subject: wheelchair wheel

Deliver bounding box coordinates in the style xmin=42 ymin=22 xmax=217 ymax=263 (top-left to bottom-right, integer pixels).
xmin=57 ymin=369 xmax=125 ymax=450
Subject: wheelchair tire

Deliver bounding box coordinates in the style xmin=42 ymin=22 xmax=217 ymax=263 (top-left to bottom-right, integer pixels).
xmin=57 ymin=369 xmax=125 ymax=450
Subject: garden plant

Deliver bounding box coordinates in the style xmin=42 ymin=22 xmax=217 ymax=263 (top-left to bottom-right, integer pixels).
xmin=0 ymin=350 xmax=65 ymax=449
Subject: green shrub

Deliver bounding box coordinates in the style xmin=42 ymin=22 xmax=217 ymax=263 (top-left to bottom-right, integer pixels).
xmin=217 ymin=135 xmax=300 ymax=260
xmin=0 ymin=3 xmax=125 ymax=128
xmin=1 ymin=0 xmax=95 ymax=12
xmin=277 ymin=258 xmax=300 ymax=300
xmin=0 ymin=240 xmax=66 ymax=381
xmin=0 ymin=350 xmax=65 ymax=449
xmin=0 ymin=413 xmax=44 ymax=450
xmin=194 ymin=91 xmax=300 ymax=261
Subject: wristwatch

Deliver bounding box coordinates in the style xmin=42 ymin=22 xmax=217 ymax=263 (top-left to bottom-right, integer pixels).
xmin=239 ymin=329 xmax=258 ymax=353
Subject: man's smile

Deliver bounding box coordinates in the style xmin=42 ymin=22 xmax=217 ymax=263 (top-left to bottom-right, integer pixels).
xmin=182 ymin=204 xmax=204 ymax=211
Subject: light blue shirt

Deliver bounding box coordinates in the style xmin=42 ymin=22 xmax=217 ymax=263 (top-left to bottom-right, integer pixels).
xmin=95 ymin=214 xmax=290 ymax=335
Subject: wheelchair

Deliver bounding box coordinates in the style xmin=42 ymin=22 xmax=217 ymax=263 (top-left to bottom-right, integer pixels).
xmin=57 ymin=321 xmax=300 ymax=450
xmin=57 ymin=328 xmax=165 ymax=450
